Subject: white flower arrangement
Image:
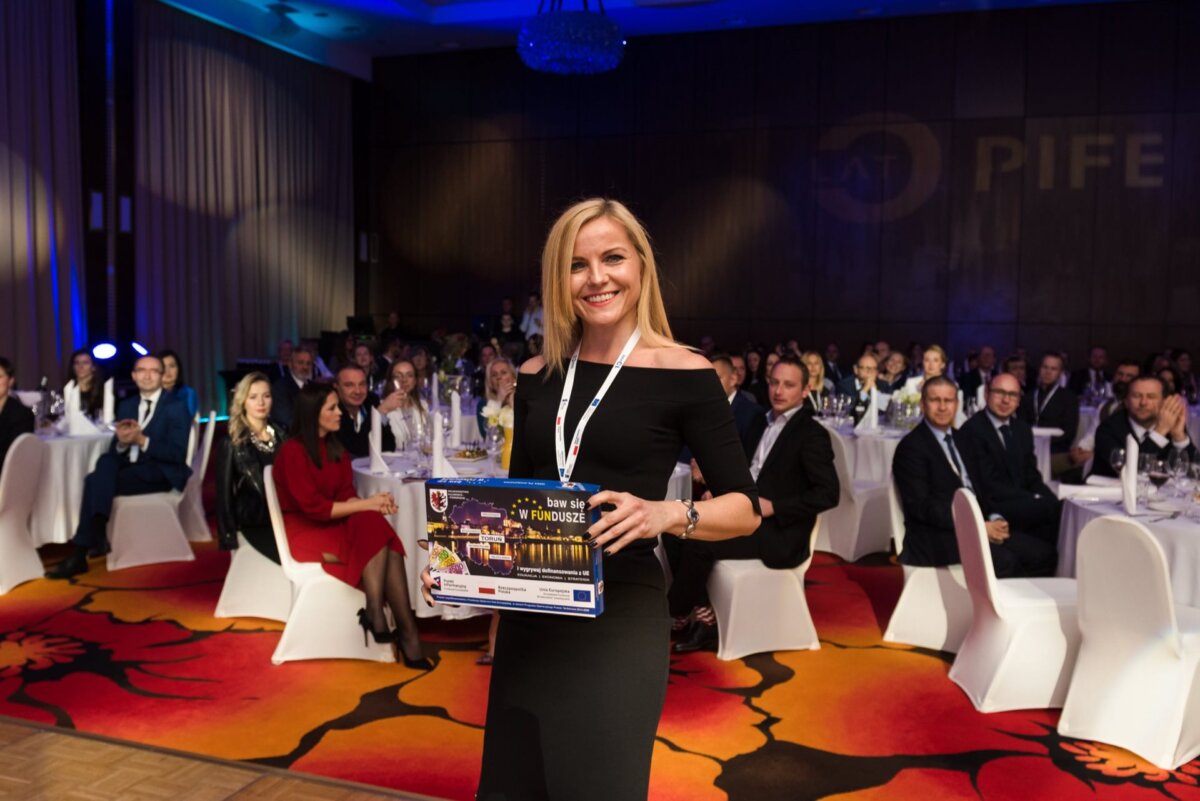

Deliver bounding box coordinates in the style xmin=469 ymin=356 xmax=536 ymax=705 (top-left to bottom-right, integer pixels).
xmin=893 ymin=387 xmax=921 ymax=407
xmin=482 ymin=400 xmax=514 ymax=429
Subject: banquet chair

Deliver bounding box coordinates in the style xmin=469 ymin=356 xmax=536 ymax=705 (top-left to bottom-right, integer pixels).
xmin=706 ymin=522 xmax=820 ymax=661
xmin=814 ymin=429 xmax=891 ymax=563
xmin=0 ymin=435 xmax=48 ymax=594
xmin=180 ymin=411 xmax=216 ymax=541
xmin=263 ymin=466 xmax=394 ymax=665
xmin=948 ymin=489 xmax=1080 ymax=712
xmin=105 ymin=417 xmax=213 ymax=571
xmin=214 ymin=531 xmax=293 ymax=622
xmin=1058 ymin=516 xmax=1200 ymax=769
xmin=882 ymin=482 xmax=972 ymax=653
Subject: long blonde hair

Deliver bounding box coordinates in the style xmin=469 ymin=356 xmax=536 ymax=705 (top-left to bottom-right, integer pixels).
xmin=540 ymin=198 xmax=675 ymax=373
xmin=800 ymin=351 xmax=825 ymax=389
xmin=229 ymin=372 xmax=271 ymax=445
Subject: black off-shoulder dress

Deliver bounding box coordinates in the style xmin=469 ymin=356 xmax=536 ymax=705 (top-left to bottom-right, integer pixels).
xmin=477 ymin=361 xmax=758 ymax=801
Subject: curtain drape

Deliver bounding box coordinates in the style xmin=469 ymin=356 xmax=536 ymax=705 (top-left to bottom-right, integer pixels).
xmin=135 ymin=0 xmax=354 ymax=413
xmin=0 ymin=0 xmax=87 ymax=389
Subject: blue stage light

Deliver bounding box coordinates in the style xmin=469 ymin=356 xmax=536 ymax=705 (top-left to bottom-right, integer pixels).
xmin=131 ymin=342 xmax=148 ymax=356
xmin=92 ymin=343 xmax=118 ymax=360
xmin=518 ymin=2 xmax=624 ymax=75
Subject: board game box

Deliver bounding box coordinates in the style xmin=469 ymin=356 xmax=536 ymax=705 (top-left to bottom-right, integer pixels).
xmin=425 ymin=477 xmax=604 ymax=617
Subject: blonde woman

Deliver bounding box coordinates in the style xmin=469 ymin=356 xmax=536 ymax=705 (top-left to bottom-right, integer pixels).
xmin=902 ymin=343 xmax=950 ymax=395
xmin=800 ymin=350 xmax=834 ymax=414
xmin=475 ymin=357 xmax=516 ymax=440
xmin=215 ymin=372 xmax=287 ymax=561
xmin=424 ymin=199 xmax=760 ymax=801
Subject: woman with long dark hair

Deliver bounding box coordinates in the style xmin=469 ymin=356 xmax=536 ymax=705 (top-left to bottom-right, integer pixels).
xmin=273 ymin=383 xmax=431 ymax=668
xmin=157 ymin=349 xmax=198 ymax=417
xmin=65 ymin=348 xmax=105 ymax=419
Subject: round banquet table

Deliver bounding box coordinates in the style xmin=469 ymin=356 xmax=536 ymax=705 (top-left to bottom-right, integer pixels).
xmin=352 ymin=456 xmax=692 ymax=619
xmin=818 ymin=421 xmax=904 ymax=483
xmin=426 ymin=398 xmax=484 ymax=446
xmin=31 ymin=431 xmax=112 ymax=547
xmin=1057 ymin=497 xmax=1200 ymax=607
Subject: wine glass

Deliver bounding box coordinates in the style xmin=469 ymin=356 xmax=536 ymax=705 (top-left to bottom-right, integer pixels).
xmin=1108 ymin=447 xmax=1126 ymax=475
xmin=1146 ymin=457 xmax=1171 ymax=498
xmin=485 ymin=424 xmax=505 ymax=475
xmin=1168 ymin=451 xmax=1191 ymax=498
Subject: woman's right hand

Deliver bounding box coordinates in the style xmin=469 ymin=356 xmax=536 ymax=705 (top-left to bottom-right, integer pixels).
xmin=365 ymin=492 xmax=397 ymax=515
xmin=417 ymin=540 xmax=435 ymax=606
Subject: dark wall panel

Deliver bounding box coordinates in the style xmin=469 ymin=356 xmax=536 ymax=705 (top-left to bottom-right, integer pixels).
xmin=368 ymin=1 xmax=1200 ymax=362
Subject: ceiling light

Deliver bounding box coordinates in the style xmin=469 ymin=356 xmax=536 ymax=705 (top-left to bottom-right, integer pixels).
xmin=518 ymin=1 xmax=625 ymax=76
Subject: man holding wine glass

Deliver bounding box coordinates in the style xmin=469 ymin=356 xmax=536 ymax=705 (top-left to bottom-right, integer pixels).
xmin=1092 ymin=375 xmax=1196 ymax=479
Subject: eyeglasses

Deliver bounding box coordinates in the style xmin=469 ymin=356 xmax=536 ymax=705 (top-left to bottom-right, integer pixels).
xmin=988 ymin=389 xmax=1021 ymax=400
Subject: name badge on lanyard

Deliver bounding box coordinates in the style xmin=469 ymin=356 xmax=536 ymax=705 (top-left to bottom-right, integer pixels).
xmin=554 ymin=329 xmax=641 ymax=483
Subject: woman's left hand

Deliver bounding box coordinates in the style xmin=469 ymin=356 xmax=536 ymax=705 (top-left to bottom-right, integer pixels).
xmin=586 ymin=491 xmax=679 ymax=556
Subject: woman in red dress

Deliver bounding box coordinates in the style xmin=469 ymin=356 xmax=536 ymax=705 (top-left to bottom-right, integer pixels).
xmin=273 ymin=383 xmax=431 ymax=669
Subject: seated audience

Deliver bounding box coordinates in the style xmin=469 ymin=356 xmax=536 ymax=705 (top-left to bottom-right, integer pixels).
xmin=526 ymin=333 xmax=543 ymax=358
xmin=271 ymin=346 xmax=314 ymax=431
xmin=958 ymin=374 xmax=1061 ymax=544
xmin=46 ymin=355 xmax=193 ymax=578
xmin=382 ymin=359 xmax=429 ymax=445
xmin=800 ymin=351 xmax=834 ymax=414
xmin=958 ymin=345 xmax=998 ymax=400
xmin=1092 ymin=375 xmax=1196 ymax=478
xmin=215 ymin=372 xmax=285 ymax=562
xmin=411 ymin=346 xmax=433 ymax=389
xmin=267 ymin=339 xmax=293 ymax=384
xmin=1068 ymin=346 xmax=1110 ymax=396
xmin=352 ymin=343 xmax=384 ymax=396
xmin=877 ymin=351 xmax=908 ymax=393
xmin=0 ymin=357 xmax=35 ymax=476
xmin=1018 ymin=352 xmax=1087 ymax=480
xmin=824 ymin=343 xmax=844 ymax=384
xmin=1100 ymin=359 xmax=1141 ymax=421
xmin=65 ymin=348 xmax=106 ymax=419
xmin=837 ymin=352 xmax=881 ymax=423
xmin=335 ymin=365 xmax=397 ymax=458
xmin=669 ymin=355 xmax=837 ymax=653
xmin=272 ymin=383 xmax=430 ymax=668
xmin=476 ymin=357 xmax=517 ymax=439
xmin=1174 ymin=349 xmax=1197 ymax=402
xmin=158 ymin=349 xmax=198 ymax=417
xmin=901 ymin=344 xmax=950 ymax=394
xmin=874 ymin=340 xmax=891 ymax=365
xmin=472 ymin=343 xmax=497 ymax=398
xmin=729 ymin=353 xmax=755 ymax=403
xmin=745 ymin=349 xmax=767 ymax=406
xmin=1158 ymin=366 xmax=1181 ymax=397
xmin=891 ymin=377 xmax=1056 ymax=578
xmin=1002 ymin=354 xmax=1027 ymax=390
xmin=519 ymin=291 xmax=544 ymax=341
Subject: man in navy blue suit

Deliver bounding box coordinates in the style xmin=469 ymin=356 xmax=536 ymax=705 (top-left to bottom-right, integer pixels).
xmin=47 ymin=354 xmax=193 ymax=579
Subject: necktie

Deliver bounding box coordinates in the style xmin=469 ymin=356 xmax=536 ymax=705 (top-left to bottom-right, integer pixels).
xmin=141 ymin=398 xmax=154 ymax=426
xmin=999 ymin=423 xmax=1014 ymax=450
xmin=944 ymin=433 xmax=971 ymax=490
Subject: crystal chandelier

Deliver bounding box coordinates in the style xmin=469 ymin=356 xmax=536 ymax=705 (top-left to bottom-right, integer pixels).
xmin=517 ymin=0 xmax=626 ymax=76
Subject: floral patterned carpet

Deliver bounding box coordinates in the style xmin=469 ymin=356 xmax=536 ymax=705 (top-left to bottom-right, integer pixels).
xmin=2 ymin=544 xmax=1198 ymax=800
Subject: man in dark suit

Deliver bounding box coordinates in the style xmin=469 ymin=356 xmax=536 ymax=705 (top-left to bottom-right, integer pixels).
xmin=334 ymin=365 xmax=397 ymax=458
xmin=824 ymin=343 xmax=844 ymax=385
xmin=1018 ymin=352 xmax=1087 ymax=480
xmin=1091 ymin=375 xmax=1196 ymax=479
xmin=264 ymin=339 xmax=293 ymax=385
xmin=892 ymin=376 xmax=1056 ymax=578
xmin=47 ymin=355 xmax=193 ymax=578
xmin=1099 ymin=359 xmax=1140 ymax=422
xmin=670 ymin=355 xmax=839 ymax=652
xmin=958 ymin=345 xmax=998 ymax=401
xmin=836 ymin=352 xmax=884 ymax=423
xmin=958 ymin=373 xmax=1061 ymax=543
xmin=1068 ymin=346 xmax=1111 ymax=396
xmin=270 ymin=346 xmax=314 ymax=431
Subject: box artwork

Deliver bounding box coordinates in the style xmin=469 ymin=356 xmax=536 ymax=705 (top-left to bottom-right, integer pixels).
xmin=426 ymin=478 xmax=604 ymax=617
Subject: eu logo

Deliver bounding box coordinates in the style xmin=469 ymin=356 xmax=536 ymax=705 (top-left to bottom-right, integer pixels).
xmin=573 ymin=590 xmax=591 ymax=603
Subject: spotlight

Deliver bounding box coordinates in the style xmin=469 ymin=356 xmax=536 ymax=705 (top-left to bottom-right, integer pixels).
xmin=92 ymin=343 xmax=118 ymax=360
xmin=131 ymin=342 xmax=148 ymax=356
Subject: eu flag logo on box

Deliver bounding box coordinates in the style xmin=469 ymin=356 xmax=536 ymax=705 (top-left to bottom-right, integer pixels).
xmin=573 ymin=589 xmax=592 ymax=603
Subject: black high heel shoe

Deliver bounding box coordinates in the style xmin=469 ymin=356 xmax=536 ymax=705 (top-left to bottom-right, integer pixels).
xmin=357 ymin=608 xmax=395 ymax=645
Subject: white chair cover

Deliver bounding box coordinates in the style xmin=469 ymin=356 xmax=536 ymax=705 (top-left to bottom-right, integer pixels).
xmin=707 ymin=523 xmax=821 ymax=661
xmin=1058 ymin=515 xmax=1200 ymax=769
xmin=264 ymin=466 xmax=393 ymax=665
xmin=814 ymin=429 xmax=891 ymax=563
xmin=214 ymin=531 xmax=292 ymax=622
xmin=881 ymin=482 xmax=972 ymax=653
xmin=947 ymin=489 xmax=1080 ymax=712
xmin=180 ymin=413 xmax=216 ymax=541
xmin=0 ymin=435 xmax=48 ymax=593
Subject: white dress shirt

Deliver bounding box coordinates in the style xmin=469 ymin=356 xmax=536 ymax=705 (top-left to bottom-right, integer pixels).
xmin=749 ymin=406 xmax=800 ymax=481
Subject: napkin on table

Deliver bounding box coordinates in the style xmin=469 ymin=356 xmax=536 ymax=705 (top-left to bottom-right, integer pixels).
xmin=102 ymin=378 xmax=115 ymax=425
xmin=431 ymin=411 xmax=458 ymax=478
xmin=449 ymin=390 xmax=462 ymax=448
xmin=855 ymin=388 xmax=879 ymax=432
xmin=368 ymin=408 xmax=389 ymax=474
xmin=1121 ymin=433 xmax=1139 ymax=515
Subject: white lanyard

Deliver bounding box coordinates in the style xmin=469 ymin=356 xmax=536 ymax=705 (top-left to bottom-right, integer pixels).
xmin=555 ymin=329 xmax=641 ymax=483
xmin=1034 ymin=384 xmax=1057 ymax=424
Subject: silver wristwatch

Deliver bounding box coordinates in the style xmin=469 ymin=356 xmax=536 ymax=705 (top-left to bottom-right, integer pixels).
xmin=679 ymin=498 xmax=699 ymax=539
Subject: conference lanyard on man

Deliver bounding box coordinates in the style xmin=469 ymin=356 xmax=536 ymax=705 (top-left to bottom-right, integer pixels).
xmin=555 ymin=329 xmax=641 ymax=483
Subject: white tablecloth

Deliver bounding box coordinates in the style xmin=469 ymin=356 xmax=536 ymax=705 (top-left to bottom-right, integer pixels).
xmin=353 ymin=457 xmax=692 ymax=619
xmin=428 ymin=398 xmax=483 ymax=445
xmin=31 ymin=432 xmax=112 ymax=546
xmin=1058 ymin=498 xmax=1200 ymax=607
xmin=818 ymin=421 xmax=905 ymax=483
xmin=1032 ymin=429 xmax=1055 ymax=484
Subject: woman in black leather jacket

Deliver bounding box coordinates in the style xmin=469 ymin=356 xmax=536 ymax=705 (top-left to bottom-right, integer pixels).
xmin=216 ymin=372 xmax=286 ymax=562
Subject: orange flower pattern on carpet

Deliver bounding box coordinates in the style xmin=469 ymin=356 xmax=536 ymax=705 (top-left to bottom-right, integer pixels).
xmin=2 ymin=542 xmax=1199 ymax=799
